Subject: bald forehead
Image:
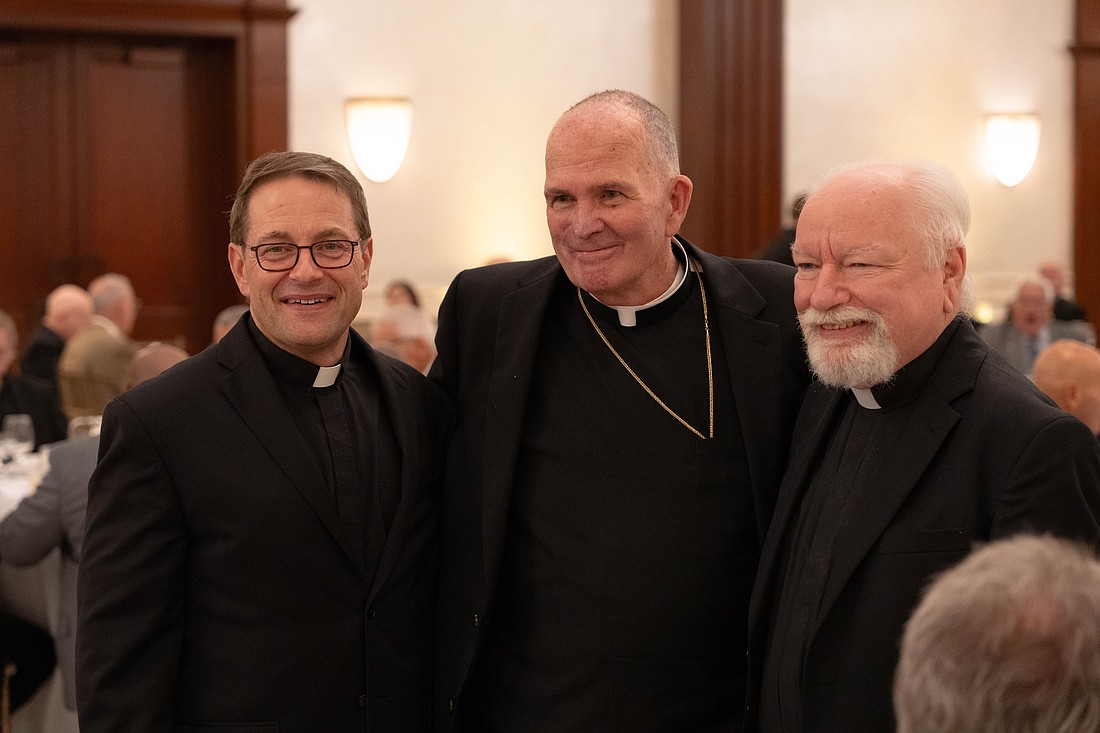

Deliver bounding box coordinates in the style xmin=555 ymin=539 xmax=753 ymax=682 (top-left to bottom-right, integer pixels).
xmin=548 ymin=104 xmax=641 ymax=150
xmin=800 ymin=169 xmax=915 ymax=239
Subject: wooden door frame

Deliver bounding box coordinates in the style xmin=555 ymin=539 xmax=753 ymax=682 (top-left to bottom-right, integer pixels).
xmin=1075 ymin=1 xmax=1100 ymax=325
xmin=0 ymin=0 xmax=292 ymax=171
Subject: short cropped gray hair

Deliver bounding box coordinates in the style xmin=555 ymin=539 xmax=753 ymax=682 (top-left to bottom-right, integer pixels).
xmin=894 ymin=534 xmax=1100 ymax=733
xmin=565 ymin=89 xmax=680 ymax=177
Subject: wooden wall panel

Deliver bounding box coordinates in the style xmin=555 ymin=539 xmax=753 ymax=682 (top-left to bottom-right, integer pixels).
xmin=0 ymin=42 xmax=71 ymax=337
xmin=678 ymin=0 xmax=783 ymax=259
xmin=1076 ymin=0 xmax=1100 ymax=327
xmin=0 ymin=0 xmax=289 ymax=351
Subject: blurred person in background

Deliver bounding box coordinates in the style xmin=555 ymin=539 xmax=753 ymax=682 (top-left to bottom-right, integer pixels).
xmin=370 ymin=305 xmax=437 ymax=375
xmin=1032 ymin=339 xmax=1100 ymax=437
xmin=211 ymin=304 xmax=249 ymax=344
xmin=1039 ymin=260 xmax=1087 ymax=322
xmin=0 ymin=342 xmax=189 ymax=711
xmin=20 ymin=284 xmax=94 ymax=392
xmin=57 ymin=273 xmax=140 ymax=419
xmin=384 ymin=279 xmax=421 ymax=309
xmin=0 ymin=308 xmax=67 ymax=448
xmin=979 ymin=276 xmax=1094 ymax=376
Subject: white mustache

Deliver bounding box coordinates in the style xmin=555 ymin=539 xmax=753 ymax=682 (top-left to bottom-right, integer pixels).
xmin=799 ymin=305 xmax=885 ymax=331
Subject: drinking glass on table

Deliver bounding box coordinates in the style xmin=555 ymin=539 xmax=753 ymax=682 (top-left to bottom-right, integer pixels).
xmin=1 ymin=414 xmax=34 ymax=457
xmin=68 ymin=414 xmax=102 ymax=438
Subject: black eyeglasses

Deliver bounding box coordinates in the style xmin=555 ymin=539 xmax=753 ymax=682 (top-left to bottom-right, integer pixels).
xmin=248 ymin=239 xmax=361 ymax=272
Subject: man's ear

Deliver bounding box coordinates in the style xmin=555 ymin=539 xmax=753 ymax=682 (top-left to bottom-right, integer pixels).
xmin=942 ymin=246 xmax=967 ymax=314
xmin=664 ymin=175 xmax=694 ymax=238
xmin=228 ymin=244 xmax=250 ymax=298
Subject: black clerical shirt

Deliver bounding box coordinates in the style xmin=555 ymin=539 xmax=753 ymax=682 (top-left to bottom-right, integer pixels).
xmin=461 ymin=260 xmax=757 ymax=732
xmin=248 ymin=320 xmax=400 ymax=581
xmin=759 ymin=319 xmax=961 ymax=732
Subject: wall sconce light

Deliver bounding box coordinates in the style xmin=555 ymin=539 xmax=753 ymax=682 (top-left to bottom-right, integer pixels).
xmin=984 ymin=113 xmax=1040 ymax=187
xmin=345 ymin=97 xmax=412 ymax=183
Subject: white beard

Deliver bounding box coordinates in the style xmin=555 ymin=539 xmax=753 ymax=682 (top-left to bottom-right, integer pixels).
xmin=799 ymin=305 xmax=899 ymax=389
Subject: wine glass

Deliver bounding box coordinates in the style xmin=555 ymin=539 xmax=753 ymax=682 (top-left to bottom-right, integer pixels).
xmin=68 ymin=415 xmax=102 ymax=439
xmin=2 ymin=414 xmax=35 ymax=458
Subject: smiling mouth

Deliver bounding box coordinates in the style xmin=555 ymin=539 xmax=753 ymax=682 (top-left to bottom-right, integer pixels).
xmin=284 ymin=297 xmax=331 ymax=305
xmin=820 ymin=321 xmax=867 ymax=330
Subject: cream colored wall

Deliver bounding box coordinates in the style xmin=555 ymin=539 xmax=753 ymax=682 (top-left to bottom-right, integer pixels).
xmin=289 ymin=0 xmax=1076 ymax=322
xmin=785 ymin=0 xmax=1075 ymax=318
xmin=288 ymin=0 xmax=678 ymax=318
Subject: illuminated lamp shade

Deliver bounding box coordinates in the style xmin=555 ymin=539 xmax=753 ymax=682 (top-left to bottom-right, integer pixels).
xmin=984 ymin=114 xmax=1040 ymax=187
xmin=345 ymin=97 xmax=412 ymax=183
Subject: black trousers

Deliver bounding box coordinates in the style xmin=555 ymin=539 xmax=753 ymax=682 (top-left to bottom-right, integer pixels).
xmin=0 ymin=611 xmax=56 ymax=710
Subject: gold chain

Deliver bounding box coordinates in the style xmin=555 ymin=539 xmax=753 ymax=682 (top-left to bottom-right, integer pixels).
xmin=577 ymin=257 xmax=714 ymax=440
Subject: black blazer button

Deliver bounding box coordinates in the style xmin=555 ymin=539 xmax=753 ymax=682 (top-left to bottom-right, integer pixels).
xmin=448 ymin=697 xmax=456 ymax=714
xmin=359 ymin=694 xmax=368 ymax=709
xmin=473 ymin=613 xmax=480 ymax=627
xmin=367 ymin=605 xmax=376 ymax=619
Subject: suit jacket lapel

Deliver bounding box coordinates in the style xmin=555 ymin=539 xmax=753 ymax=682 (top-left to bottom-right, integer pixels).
xmin=216 ymin=323 xmax=363 ymax=573
xmin=481 ymin=263 xmax=561 ymax=589
xmin=364 ymin=347 xmax=418 ymax=604
xmin=690 ymin=243 xmax=788 ymax=542
xmin=808 ymin=324 xmax=980 ymax=642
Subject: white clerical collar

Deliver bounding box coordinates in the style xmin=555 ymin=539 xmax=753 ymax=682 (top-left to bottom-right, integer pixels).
xmin=313 ymin=364 xmax=341 ymax=388
xmin=591 ymin=239 xmax=690 ymax=327
xmin=850 ymin=387 xmax=882 ymax=410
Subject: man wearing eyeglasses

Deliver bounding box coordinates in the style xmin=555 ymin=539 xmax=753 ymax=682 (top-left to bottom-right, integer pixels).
xmin=76 ymin=151 xmax=453 ymax=733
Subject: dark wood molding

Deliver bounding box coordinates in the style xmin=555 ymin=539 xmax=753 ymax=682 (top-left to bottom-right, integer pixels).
xmin=1076 ymin=0 xmax=1100 ymax=326
xmin=0 ymin=0 xmax=289 ymax=349
xmin=678 ymin=0 xmax=783 ymax=259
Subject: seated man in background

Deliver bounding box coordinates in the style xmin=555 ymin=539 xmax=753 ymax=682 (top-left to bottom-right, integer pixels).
xmin=1039 ymin=260 xmax=1087 ymax=322
xmin=894 ymin=535 xmax=1100 ymax=733
xmin=979 ymin=276 xmax=1094 ymax=375
xmin=1033 ymin=339 xmax=1100 ymax=436
xmin=0 ymin=342 xmax=189 ymax=712
xmin=20 ymin=284 xmax=94 ymax=393
xmin=211 ymin=304 xmax=249 ymax=345
xmin=370 ymin=304 xmax=436 ymax=375
xmin=57 ymin=273 xmax=140 ymax=419
xmin=0 ymin=309 xmax=68 ymax=448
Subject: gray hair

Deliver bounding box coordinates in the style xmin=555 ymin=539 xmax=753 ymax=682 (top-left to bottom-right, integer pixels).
xmin=564 ymin=90 xmax=680 ymax=177
xmin=214 ymin=304 xmax=249 ymax=331
xmin=894 ymin=534 xmax=1100 ymax=733
xmin=229 ymin=151 xmax=370 ymax=246
xmin=88 ymin=273 xmax=135 ymax=315
xmin=807 ymin=160 xmax=974 ymax=315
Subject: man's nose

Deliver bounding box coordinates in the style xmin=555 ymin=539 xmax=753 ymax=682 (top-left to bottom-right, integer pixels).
xmin=288 ymin=248 xmax=324 ymax=279
xmin=809 ymin=266 xmax=850 ymax=310
xmin=570 ymin=201 xmax=606 ymax=238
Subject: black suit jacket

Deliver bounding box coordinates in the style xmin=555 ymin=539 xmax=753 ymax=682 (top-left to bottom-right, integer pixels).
xmin=431 ymin=237 xmax=809 ymax=730
xmin=745 ymin=320 xmax=1100 ymax=732
xmin=76 ymin=317 xmax=453 ymax=733
xmin=20 ymin=324 xmax=64 ymax=386
xmin=1 ymin=372 xmax=68 ymax=448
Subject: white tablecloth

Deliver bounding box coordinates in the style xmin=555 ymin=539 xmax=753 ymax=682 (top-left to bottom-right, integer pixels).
xmin=1 ymin=467 xmax=80 ymax=733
